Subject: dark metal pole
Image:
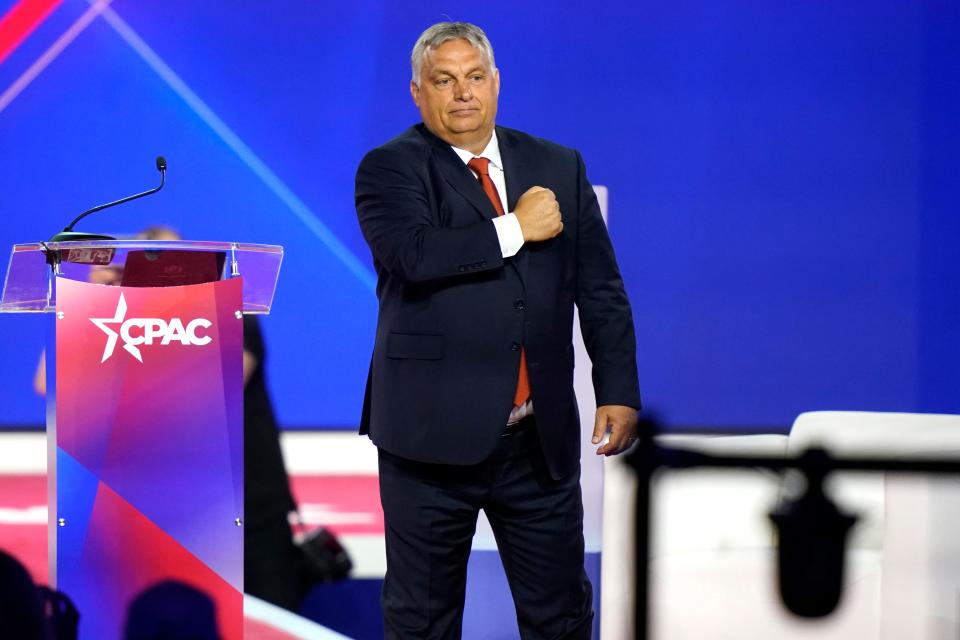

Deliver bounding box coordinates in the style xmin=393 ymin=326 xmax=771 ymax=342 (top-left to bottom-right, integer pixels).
xmin=633 ymin=449 xmax=651 ymax=640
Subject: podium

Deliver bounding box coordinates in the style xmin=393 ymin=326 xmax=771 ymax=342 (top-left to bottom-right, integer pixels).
xmin=0 ymin=240 xmax=282 ymax=640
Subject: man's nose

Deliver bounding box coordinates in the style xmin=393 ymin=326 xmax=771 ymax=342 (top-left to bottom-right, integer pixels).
xmin=454 ymin=80 xmax=473 ymax=100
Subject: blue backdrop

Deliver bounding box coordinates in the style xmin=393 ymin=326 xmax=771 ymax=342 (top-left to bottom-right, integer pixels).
xmin=1 ymin=0 xmax=957 ymax=430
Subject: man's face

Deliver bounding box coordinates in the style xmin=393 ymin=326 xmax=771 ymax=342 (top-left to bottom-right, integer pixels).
xmin=411 ymin=38 xmax=500 ymax=154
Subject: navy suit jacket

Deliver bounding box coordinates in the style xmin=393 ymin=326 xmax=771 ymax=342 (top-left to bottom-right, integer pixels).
xmin=356 ymin=123 xmax=640 ymax=478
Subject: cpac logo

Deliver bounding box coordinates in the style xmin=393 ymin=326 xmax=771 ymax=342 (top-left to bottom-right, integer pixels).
xmin=90 ymin=293 xmax=213 ymax=363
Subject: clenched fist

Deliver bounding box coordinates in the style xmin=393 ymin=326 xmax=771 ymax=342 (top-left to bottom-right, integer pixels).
xmin=514 ymin=187 xmax=563 ymax=242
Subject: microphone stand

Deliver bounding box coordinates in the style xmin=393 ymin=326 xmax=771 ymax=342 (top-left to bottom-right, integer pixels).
xmin=45 ymin=157 xmax=167 ymax=268
xmin=49 ymin=157 xmax=166 ymax=244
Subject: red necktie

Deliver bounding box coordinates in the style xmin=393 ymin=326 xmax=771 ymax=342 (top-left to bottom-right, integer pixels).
xmin=467 ymin=157 xmax=530 ymax=407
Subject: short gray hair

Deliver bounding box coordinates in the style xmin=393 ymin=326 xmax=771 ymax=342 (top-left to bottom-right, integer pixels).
xmin=411 ymin=22 xmax=496 ymax=85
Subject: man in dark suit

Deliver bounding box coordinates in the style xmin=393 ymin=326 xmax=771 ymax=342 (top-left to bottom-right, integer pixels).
xmin=356 ymin=22 xmax=641 ymax=639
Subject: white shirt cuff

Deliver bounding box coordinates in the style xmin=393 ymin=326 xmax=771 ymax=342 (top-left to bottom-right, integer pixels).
xmin=492 ymin=213 xmax=524 ymax=258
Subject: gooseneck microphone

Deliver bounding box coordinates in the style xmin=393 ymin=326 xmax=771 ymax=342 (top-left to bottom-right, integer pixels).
xmin=49 ymin=156 xmax=167 ymax=243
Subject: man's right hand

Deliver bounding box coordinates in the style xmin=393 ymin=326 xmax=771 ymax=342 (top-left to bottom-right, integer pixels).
xmin=514 ymin=186 xmax=563 ymax=242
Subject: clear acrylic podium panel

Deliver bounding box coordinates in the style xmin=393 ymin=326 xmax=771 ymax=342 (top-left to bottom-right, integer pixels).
xmin=0 ymin=240 xmax=282 ymax=314
xmin=51 ymin=276 xmax=247 ymax=639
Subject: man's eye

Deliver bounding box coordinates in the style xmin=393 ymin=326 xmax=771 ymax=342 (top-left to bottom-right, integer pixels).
xmin=435 ymin=78 xmax=451 ymax=87
xmin=471 ymin=75 xmax=484 ymax=82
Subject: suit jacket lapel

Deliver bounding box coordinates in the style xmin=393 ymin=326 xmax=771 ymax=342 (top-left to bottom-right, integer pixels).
xmin=497 ymin=127 xmax=531 ymax=286
xmin=422 ymin=126 xmax=498 ymax=221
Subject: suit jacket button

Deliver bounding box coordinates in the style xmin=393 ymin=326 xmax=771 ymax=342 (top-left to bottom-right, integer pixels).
xmin=513 ymin=299 xmax=525 ymax=310
xmin=511 ymin=342 xmax=521 ymax=351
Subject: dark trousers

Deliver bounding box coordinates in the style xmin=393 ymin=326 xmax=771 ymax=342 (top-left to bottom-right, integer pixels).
xmin=377 ymin=421 xmax=593 ymax=640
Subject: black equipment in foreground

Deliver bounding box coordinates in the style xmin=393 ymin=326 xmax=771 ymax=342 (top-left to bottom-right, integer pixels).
xmin=626 ymin=418 xmax=960 ymax=639
xmin=49 ymin=156 xmax=167 ymax=243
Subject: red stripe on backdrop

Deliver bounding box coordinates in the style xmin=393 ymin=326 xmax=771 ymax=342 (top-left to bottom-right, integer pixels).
xmin=290 ymin=474 xmax=383 ymax=536
xmin=0 ymin=0 xmax=62 ymax=64
xmin=0 ymin=474 xmax=47 ymax=582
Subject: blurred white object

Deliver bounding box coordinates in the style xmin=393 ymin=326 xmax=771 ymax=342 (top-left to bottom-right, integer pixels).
xmin=600 ymin=411 xmax=960 ymax=640
xmin=789 ymin=411 xmax=960 ymax=640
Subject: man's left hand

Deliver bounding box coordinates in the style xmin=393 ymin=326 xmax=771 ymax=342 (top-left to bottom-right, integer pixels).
xmin=591 ymin=405 xmax=639 ymax=456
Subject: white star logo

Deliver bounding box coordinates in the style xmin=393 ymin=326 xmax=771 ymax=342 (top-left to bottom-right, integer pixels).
xmin=90 ymin=293 xmax=142 ymax=363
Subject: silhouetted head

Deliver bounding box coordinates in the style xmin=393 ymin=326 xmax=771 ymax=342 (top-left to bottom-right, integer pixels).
xmin=0 ymin=548 xmax=47 ymax=639
xmin=124 ymin=580 xmax=220 ymax=640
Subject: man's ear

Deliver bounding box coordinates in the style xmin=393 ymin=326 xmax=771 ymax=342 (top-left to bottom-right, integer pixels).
xmin=410 ymin=81 xmax=421 ymax=107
